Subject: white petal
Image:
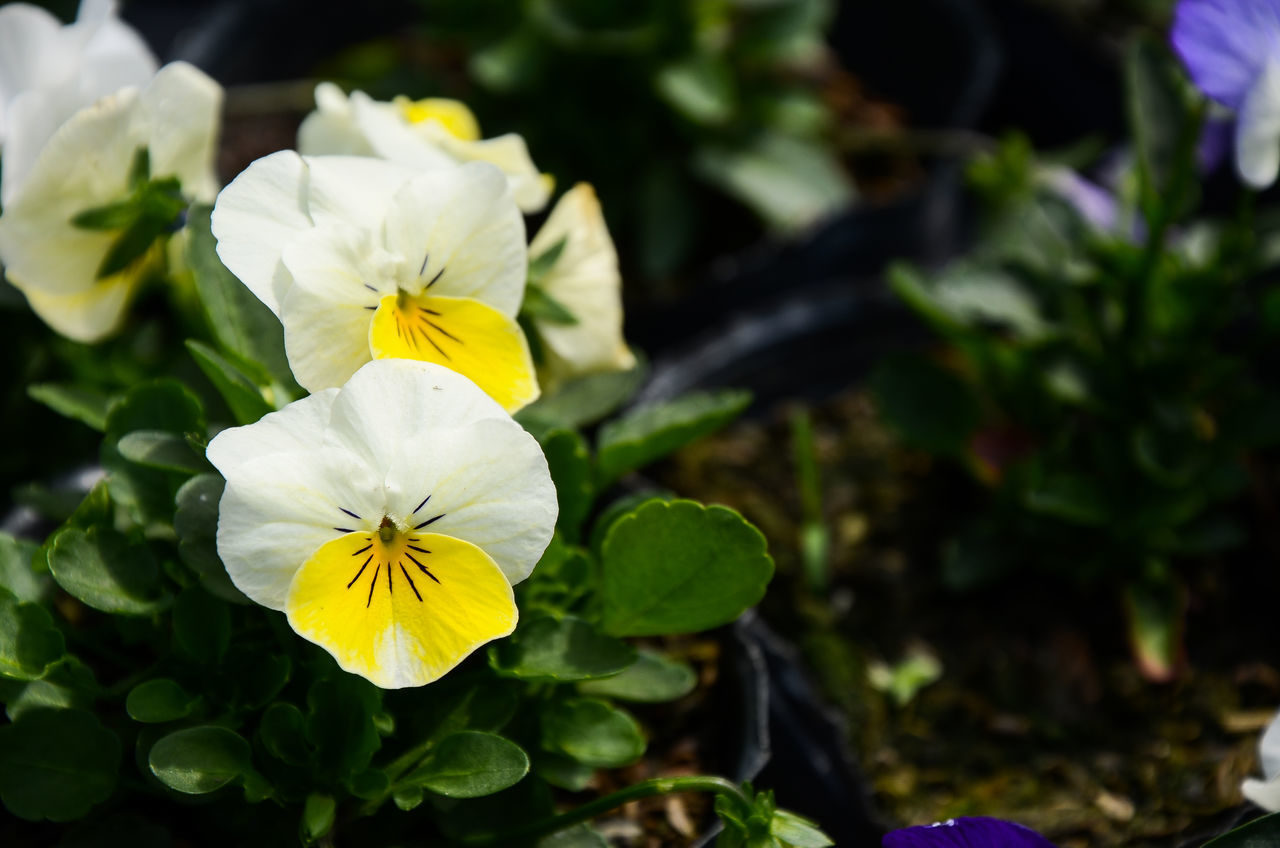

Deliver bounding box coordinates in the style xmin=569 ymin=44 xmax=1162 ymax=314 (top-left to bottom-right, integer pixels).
xmin=136 ymin=62 xmax=220 ymax=201
xmin=214 ymin=448 xmax=383 ymax=609
xmin=380 ymin=162 xmax=527 ymax=315
xmin=211 ymin=150 xmax=313 ymax=314
xmin=324 ymin=359 xmax=510 ymax=473
xmin=277 ymin=226 xmax=387 ymax=392
xmin=350 ymin=90 xmax=457 ymax=169
xmin=303 ymin=154 xmax=417 ymax=233
xmin=1244 ymin=776 xmax=1280 ymax=812
xmin=0 ymin=87 xmax=138 ymax=295
xmin=76 ymin=12 xmax=157 ymax=106
xmin=1 ymin=83 xmax=80 ymax=205
xmin=442 ymin=132 xmax=551 ymax=213
xmin=1236 ymin=58 xmax=1280 ymax=189
xmin=530 ymin=183 xmax=635 ymax=389
xmin=1260 ymin=709 xmax=1280 ymax=779
xmin=12 ymin=265 xmax=136 ymax=342
xmin=0 ymin=5 xmax=71 ymax=126
xmin=204 ymin=388 xmax=338 ymax=478
xmin=296 ymin=82 xmax=374 ymax=157
xmin=383 ymin=418 xmax=557 ymax=585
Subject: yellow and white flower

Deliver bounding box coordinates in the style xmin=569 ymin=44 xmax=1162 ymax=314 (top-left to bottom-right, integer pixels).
xmin=0 ymin=0 xmax=156 ymax=203
xmin=0 ymin=61 xmax=221 ymax=342
xmin=528 ymin=183 xmax=635 ymax=394
xmin=211 ymin=152 xmax=540 ymax=411
xmin=297 ymin=82 xmax=552 ymax=213
xmin=206 ymin=358 xmax=557 ymax=689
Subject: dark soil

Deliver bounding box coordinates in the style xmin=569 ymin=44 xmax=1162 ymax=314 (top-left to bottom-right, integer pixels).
xmin=657 ymin=390 xmax=1280 ymax=848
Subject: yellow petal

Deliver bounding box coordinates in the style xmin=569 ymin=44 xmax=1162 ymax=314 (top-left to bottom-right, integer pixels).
xmin=394 ymin=96 xmax=481 ymax=141
xmin=286 ymin=530 xmax=517 ymax=688
xmin=368 ymin=293 xmax=539 ymax=413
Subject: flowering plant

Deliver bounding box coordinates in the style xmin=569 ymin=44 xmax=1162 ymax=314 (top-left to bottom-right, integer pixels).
xmin=0 ymin=8 xmax=829 ymax=846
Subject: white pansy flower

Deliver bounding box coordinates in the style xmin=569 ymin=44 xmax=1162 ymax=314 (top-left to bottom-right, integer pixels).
xmin=0 ymin=0 xmax=156 ymax=204
xmin=211 ymin=151 xmax=539 ymax=411
xmin=0 ymin=61 xmax=221 ymax=342
xmin=528 ymin=183 xmax=636 ymax=394
xmin=297 ymin=82 xmax=552 ymax=213
xmin=206 ymin=359 xmax=557 ymax=688
xmin=1243 ymin=709 xmax=1280 ymax=811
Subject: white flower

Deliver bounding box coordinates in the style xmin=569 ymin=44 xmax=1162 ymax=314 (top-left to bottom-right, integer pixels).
xmin=0 ymin=61 xmax=221 ymax=342
xmin=0 ymin=0 xmax=156 ymax=204
xmin=1243 ymin=709 xmax=1280 ymax=811
xmin=297 ymin=82 xmax=552 ymax=213
xmin=528 ymin=183 xmax=635 ymax=393
xmin=211 ymin=151 xmax=540 ymax=411
xmin=206 ymin=358 xmax=557 ymax=688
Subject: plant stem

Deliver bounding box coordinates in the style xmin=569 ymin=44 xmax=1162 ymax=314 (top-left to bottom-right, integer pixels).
xmin=455 ymin=775 xmax=749 ymax=846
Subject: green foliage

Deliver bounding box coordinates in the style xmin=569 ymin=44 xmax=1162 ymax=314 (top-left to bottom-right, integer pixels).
xmin=1202 ymin=813 xmax=1280 ymax=847
xmin=490 ymin=614 xmax=636 ymax=682
xmin=148 ymin=725 xmax=254 ymax=794
xmin=600 ymin=499 xmax=773 ymax=636
xmin=27 ymin=383 xmax=112 ymax=432
xmin=540 ymin=697 xmax=645 ymax=768
xmin=540 ymin=428 xmax=594 ymax=539
xmin=0 ymin=709 xmax=120 ymax=821
xmin=595 ymin=389 xmax=751 ymax=485
xmin=126 ymin=678 xmax=198 ymax=723
xmin=0 ymin=594 xmax=65 ymax=680
xmin=47 ymin=526 xmax=169 ymax=615
xmin=577 ymin=648 xmax=697 ymax=702
xmin=402 ymin=731 xmax=530 ymax=798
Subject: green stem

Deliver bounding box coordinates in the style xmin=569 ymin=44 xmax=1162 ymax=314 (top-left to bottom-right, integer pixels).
xmin=456 ymin=775 xmax=749 ymax=846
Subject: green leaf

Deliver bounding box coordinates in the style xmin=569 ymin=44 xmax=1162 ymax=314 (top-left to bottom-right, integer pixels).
xmin=0 ymin=708 xmax=120 ymax=821
xmin=259 ymin=702 xmax=311 ymax=766
xmin=186 ymin=340 xmax=274 ymax=425
xmin=27 ymin=384 xmax=112 ymax=432
xmin=300 ymin=793 xmax=336 ymax=845
xmin=578 ymin=649 xmax=696 ymax=702
xmin=600 ymin=499 xmax=773 ymax=637
xmin=185 ymin=204 xmax=293 ymax=386
xmin=405 ymin=731 xmax=530 ymax=799
xmin=96 ymin=214 xmax=166 ymax=280
xmin=173 ymin=587 xmax=230 ymax=664
xmin=1202 ymin=812 xmax=1280 ymax=847
xmin=491 ymin=615 xmax=635 ymax=682
xmin=523 ymin=283 xmax=579 ymax=325
xmin=1025 ymin=473 xmax=1110 ymax=526
xmin=0 ymin=657 xmax=97 ymax=720
xmin=47 ymin=526 xmax=169 ymax=615
xmin=595 ymin=390 xmax=750 ymax=486
xmin=869 ymin=354 xmax=981 ymax=456
xmin=1124 ymin=577 xmax=1185 ymax=683
xmin=656 ymin=53 xmax=737 ymax=127
xmin=174 ymin=474 xmax=248 ymax=604
xmin=126 ymin=678 xmax=197 ymax=723
xmin=117 ymin=429 xmax=207 ymax=474
xmin=517 ymin=353 xmax=647 ymax=432
xmin=588 ymin=492 xmax=675 ymax=556
xmin=148 ymin=725 xmax=253 ymax=794
xmin=771 ymin=809 xmax=835 ymax=847
xmin=127 ymin=147 xmax=151 ymax=189
xmin=538 ymin=823 xmax=609 ymax=847
xmin=527 ymin=236 xmax=568 ymax=286
xmin=0 ymin=533 xmax=47 ymax=603
xmin=541 ymin=429 xmax=593 ymax=540
xmin=534 ymin=751 xmax=595 ymax=791
xmin=540 ymin=697 xmax=645 ymax=768
xmin=694 ymin=134 xmax=854 ymax=233
xmin=305 ymin=674 xmax=382 ymax=779
xmin=70 ymin=199 xmax=140 ymax=231
xmin=0 ymin=595 xmax=65 ymax=681
xmin=1126 ymin=36 xmax=1195 ymax=217
xmin=347 ymin=767 xmax=390 ymax=800
xmin=394 ymin=785 xmax=425 ymax=811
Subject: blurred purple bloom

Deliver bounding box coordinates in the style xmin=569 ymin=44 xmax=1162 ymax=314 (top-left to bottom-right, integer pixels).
xmin=1172 ymin=0 xmax=1280 ymax=187
xmin=884 ymin=817 xmax=1058 ymax=848
xmin=1198 ymin=115 xmax=1234 ymax=172
xmin=1041 ymin=167 xmax=1121 ymax=233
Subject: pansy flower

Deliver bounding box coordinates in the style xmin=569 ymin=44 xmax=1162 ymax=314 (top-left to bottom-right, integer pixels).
xmin=1242 ymin=709 xmax=1280 ymax=810
xmin=211 ymin=152 xmax=539 ymax=411
xmin=206 ymin=358 xmax=557 ymax=688
xmin=0 ymin=0 xmax=156 ymax=203
xmin=0 ymin=61 xmax=220 ymax=342
xmin=297 ymin=82 xmax=552 ymax=213
xmin=884 ymin=817 xmax=1058 ymax=848
xmin=526 ymin=183 xmax=636 ymax=394
xmin=1172 ymin=0 xmax=1280 ymax=187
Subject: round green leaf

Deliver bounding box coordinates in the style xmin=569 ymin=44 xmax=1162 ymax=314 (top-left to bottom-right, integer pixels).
xmin=600 ymin=499 xmax=773 ymax=636
xmin=540 ymin=698 xmax=645 ymax=768
xmin=300 ymin=793 xmax=336 ymax=844
xmin=0 ymin=708 xmax=120 ymax=821
xmin=578 ymin=649 xmax=696 ymax=702
xmin=47 ymin=526 xmax=168 ymax=615
xmin=490 ymin=615 xmax=635 ymax=682
xmin=407 ymin=731 xmax=529 ymax=799
xmin=173 ymin=587 xmax=230 ymax=664
xmin=0 ymin=532 xmax=47 ymax=603
xmin=0 ymin=594 xmax=64 ymax=681
xmin=148 ymin=725 xmax=251 ymax=794
xmin=259 ymin=702 xmax=311 ymax=766
xmin=541 ymin=429 xmax=594 ymax=539
xmin=126 ymin=678 xmax=196 ymax=723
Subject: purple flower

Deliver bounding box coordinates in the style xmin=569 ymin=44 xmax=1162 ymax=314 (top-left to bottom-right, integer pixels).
xmin=884 ymin=817 xmax=1058 ymax=848
xmin=1172 ymin=0 xmax=1280 ymax=187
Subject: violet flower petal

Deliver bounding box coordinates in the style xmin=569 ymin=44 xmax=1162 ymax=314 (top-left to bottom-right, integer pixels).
xmin=884 ymin=817 xmax=1058 ymax=848
xmin=1172 ymin=0 xmax=1280 ymax=109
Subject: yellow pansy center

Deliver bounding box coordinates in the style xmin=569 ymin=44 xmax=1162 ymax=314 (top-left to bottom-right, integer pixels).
xmin=394 ymin=96 xmax=481 ymax=141
xmin=367 ymin=288 xmax=539 ymax=412
xmin=284 ymin=497 xmax=518 ymax=688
